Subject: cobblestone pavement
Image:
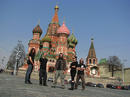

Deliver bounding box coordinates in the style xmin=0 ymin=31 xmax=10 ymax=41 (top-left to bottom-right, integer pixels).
xmin=0 ymin=73 xmax=130 ymax=97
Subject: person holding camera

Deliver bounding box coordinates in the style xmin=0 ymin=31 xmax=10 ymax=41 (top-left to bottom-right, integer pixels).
xmin=75 ymin=58 xmax=86 ymax=90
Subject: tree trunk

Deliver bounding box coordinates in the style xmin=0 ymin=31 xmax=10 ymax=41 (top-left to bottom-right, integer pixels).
xmin=112 ymin=65 xmax=114 ymax=77
xmin=109 ymin=65 xmax=110 ymax=72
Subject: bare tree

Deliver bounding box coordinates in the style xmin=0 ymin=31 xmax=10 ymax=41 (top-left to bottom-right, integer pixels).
xmin=7 ymin=41 xmax=26 ymax=71
xmin=0 ymin=56 xmax=6 ymax=69
xmin=107 ymin=56 xmax=122 ymax=77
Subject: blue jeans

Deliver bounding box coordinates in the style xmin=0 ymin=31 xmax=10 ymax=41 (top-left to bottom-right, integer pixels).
xmin=25 ymin=64 xmax=33 ymax=82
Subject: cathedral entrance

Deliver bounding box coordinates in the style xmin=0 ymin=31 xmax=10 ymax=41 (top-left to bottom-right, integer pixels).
xmin=48 ymin=66 xmax=55 ymax=72
xmin=90 ymin=66 xmax=98 ymax=76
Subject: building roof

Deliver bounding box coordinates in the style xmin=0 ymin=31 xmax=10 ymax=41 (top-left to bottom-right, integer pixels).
xmin=32 ymin=24 xmax=42 ymax=35
xmin=87 ymin=38 xmax=96 ymax=58
xmin=41 ymin=35 xmax=51 ymax=42
xmin=57 ymin=22 xmax=70 ymax=35
xmin=68 ymin=32 xmax=78 ymax=45
xmin=55 ymin=5 xmax=59 ymax=9
xmin=99 ymin=58 xmax=107 ymax=64
xmin=52 ymin=5 xmax=59 ymax=23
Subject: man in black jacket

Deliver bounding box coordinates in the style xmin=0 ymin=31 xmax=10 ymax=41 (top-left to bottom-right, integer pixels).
xmin=52 ymin=53 xmax=66 ymax=89
xmin=75 ymin=58 xmax=86 ymax=90
xmin=69 ymin=56 xmax=78 ymax=90
xmin=39 ymin=53 xmax=48 ymax=86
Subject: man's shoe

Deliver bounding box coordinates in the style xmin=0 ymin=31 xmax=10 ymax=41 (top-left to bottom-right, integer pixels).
xmin=61 ymin=86 xmax=65 ymax=89
xmin=61 ymin=87 xmax=65 ymax=89
xmin=43 ymin=84 xmax=48 ymax=86
xmin=28 ymin=81 xmax=32 ymax=84
xmin=75 ymin=87 xmax=77 ymax=89
xmin=39 ymin=84 xmax=42 ymax=86
xmin=68 ymin=87 xmax=74 ymax=90
xmin=51 ymin=86 xmax=56 ymax=88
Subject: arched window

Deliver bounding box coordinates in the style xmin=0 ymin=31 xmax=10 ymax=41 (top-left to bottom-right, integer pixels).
xmin=93 ymin=59 xmax=95 ymax=64
xmin=89 ymin=59 xmax=91 ymax=64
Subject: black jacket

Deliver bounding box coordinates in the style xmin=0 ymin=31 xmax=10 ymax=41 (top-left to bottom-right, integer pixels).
xmin=70 ymin=61 xmax=78 ymax=71
xmin=39 ymin=58 xmax=48 ymax=71
xmin=55 ymin=58 xmax=66 ymax=71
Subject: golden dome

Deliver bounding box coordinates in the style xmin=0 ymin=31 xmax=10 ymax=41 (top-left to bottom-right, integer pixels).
xmin=55 ymin=5 xmax=59 ymax=9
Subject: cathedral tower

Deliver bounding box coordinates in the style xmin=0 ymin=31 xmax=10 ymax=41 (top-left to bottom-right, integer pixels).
xmin=67 ymin=32 xmax=78 ymax=62
xmin=86 ymin=38 xmax=99 ymax=77
xmin=56 ymin=22 xmax=70 ymax=58
xmin=46 ymin=5 xmax=60 ymax=52
xmin=41 ymin=35 xmax=51 ymax=54
xmin=28 ymin=24 xmax=42 ymax=53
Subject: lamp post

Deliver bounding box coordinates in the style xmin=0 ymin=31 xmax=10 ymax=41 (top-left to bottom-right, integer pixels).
xmin=13 ymin=50 xmax=22 ymax=75
xmin=13 ymin=40 xmax=24 ymax=75
xmin=122 ymin=59 xmax=127 ymax=83
xmin=1 ymin=56 xmax=6 ymax=69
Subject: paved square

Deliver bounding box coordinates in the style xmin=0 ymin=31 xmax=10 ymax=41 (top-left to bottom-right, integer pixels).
xmin=0 ymin=73 xmax=130 ymax=97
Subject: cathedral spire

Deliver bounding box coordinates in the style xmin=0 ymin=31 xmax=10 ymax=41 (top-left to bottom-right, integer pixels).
xmin=52 ymin=5 xmax=59 ymax=23
xmin=90 ymin=38 xmax=94 ymax=49
xmin=87 ymin=38 xmax=96 ymax=58
xmin=38 ymin=19 xmax=40 ymax=25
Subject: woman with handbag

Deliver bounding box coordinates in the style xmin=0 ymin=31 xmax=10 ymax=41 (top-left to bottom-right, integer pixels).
xmin=25 ymin=48 xmax=36 ymax=84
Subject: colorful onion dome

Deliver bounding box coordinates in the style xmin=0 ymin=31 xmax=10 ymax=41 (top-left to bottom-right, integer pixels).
xmin=68 ymin=33 xmax=78 ymax=45
xmin=57 ymin=22 xmax=70 ymax=35
xmin=68 ymin=42 xmax=75 ymax=48
xmin=33 ymin=25 xmax=43 ymax=35
xmin=41 ymin=35 xmax=51 ymax=42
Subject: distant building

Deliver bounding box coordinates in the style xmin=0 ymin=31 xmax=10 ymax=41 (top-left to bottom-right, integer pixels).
xmin=86 ymin=38 xmax=100 ymax=77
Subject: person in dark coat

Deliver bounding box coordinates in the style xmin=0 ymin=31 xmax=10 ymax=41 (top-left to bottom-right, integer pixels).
xmin=75 ymin=58 xmax=86 ymax=90
xmin=69 ymin=56 xmax=78 ymax=90
xmin=39 ymin=53 xmax=48 ymax=86
xmin=52 ymin=53 xmax=66 ymax=89
xmin=25 ymin=48 xmax=36 ymax=84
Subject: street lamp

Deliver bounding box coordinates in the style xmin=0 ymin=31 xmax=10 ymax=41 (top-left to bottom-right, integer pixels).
xmin=1 ymin=56 xmax=6 ymax=69
xmin=122 ymin=59 xmax=127 ymax=83
xmin=13 ymin=40 xmax=25 ymax=75
xmin=13 ymin=50 xmax=22 ymax=75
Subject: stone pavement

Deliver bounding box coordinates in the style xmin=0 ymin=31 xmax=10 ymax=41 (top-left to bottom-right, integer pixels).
xmin=0 ymin=73 xmax=130 ymax=97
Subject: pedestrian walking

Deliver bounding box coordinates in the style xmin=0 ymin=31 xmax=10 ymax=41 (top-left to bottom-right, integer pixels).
xmin=25 ymin=48 xmax=36 ymax=84
xmin=68 ymin=56 xmax=78 ymax=90
xmin=75 ymin=58 xmax=86 ymax=90
xmin=52 ymin=53 xmax=66 ymax=89
xmin=39 ymin=53 xmax=48 ymax=86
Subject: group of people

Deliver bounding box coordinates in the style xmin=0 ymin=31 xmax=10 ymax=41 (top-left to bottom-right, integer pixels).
xmin=25 ymin=48 xmax=86 ymax=90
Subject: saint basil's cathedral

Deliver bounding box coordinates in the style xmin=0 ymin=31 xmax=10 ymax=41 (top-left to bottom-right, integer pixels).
xmin=21 ymin=5 xmax=100 ymax=77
